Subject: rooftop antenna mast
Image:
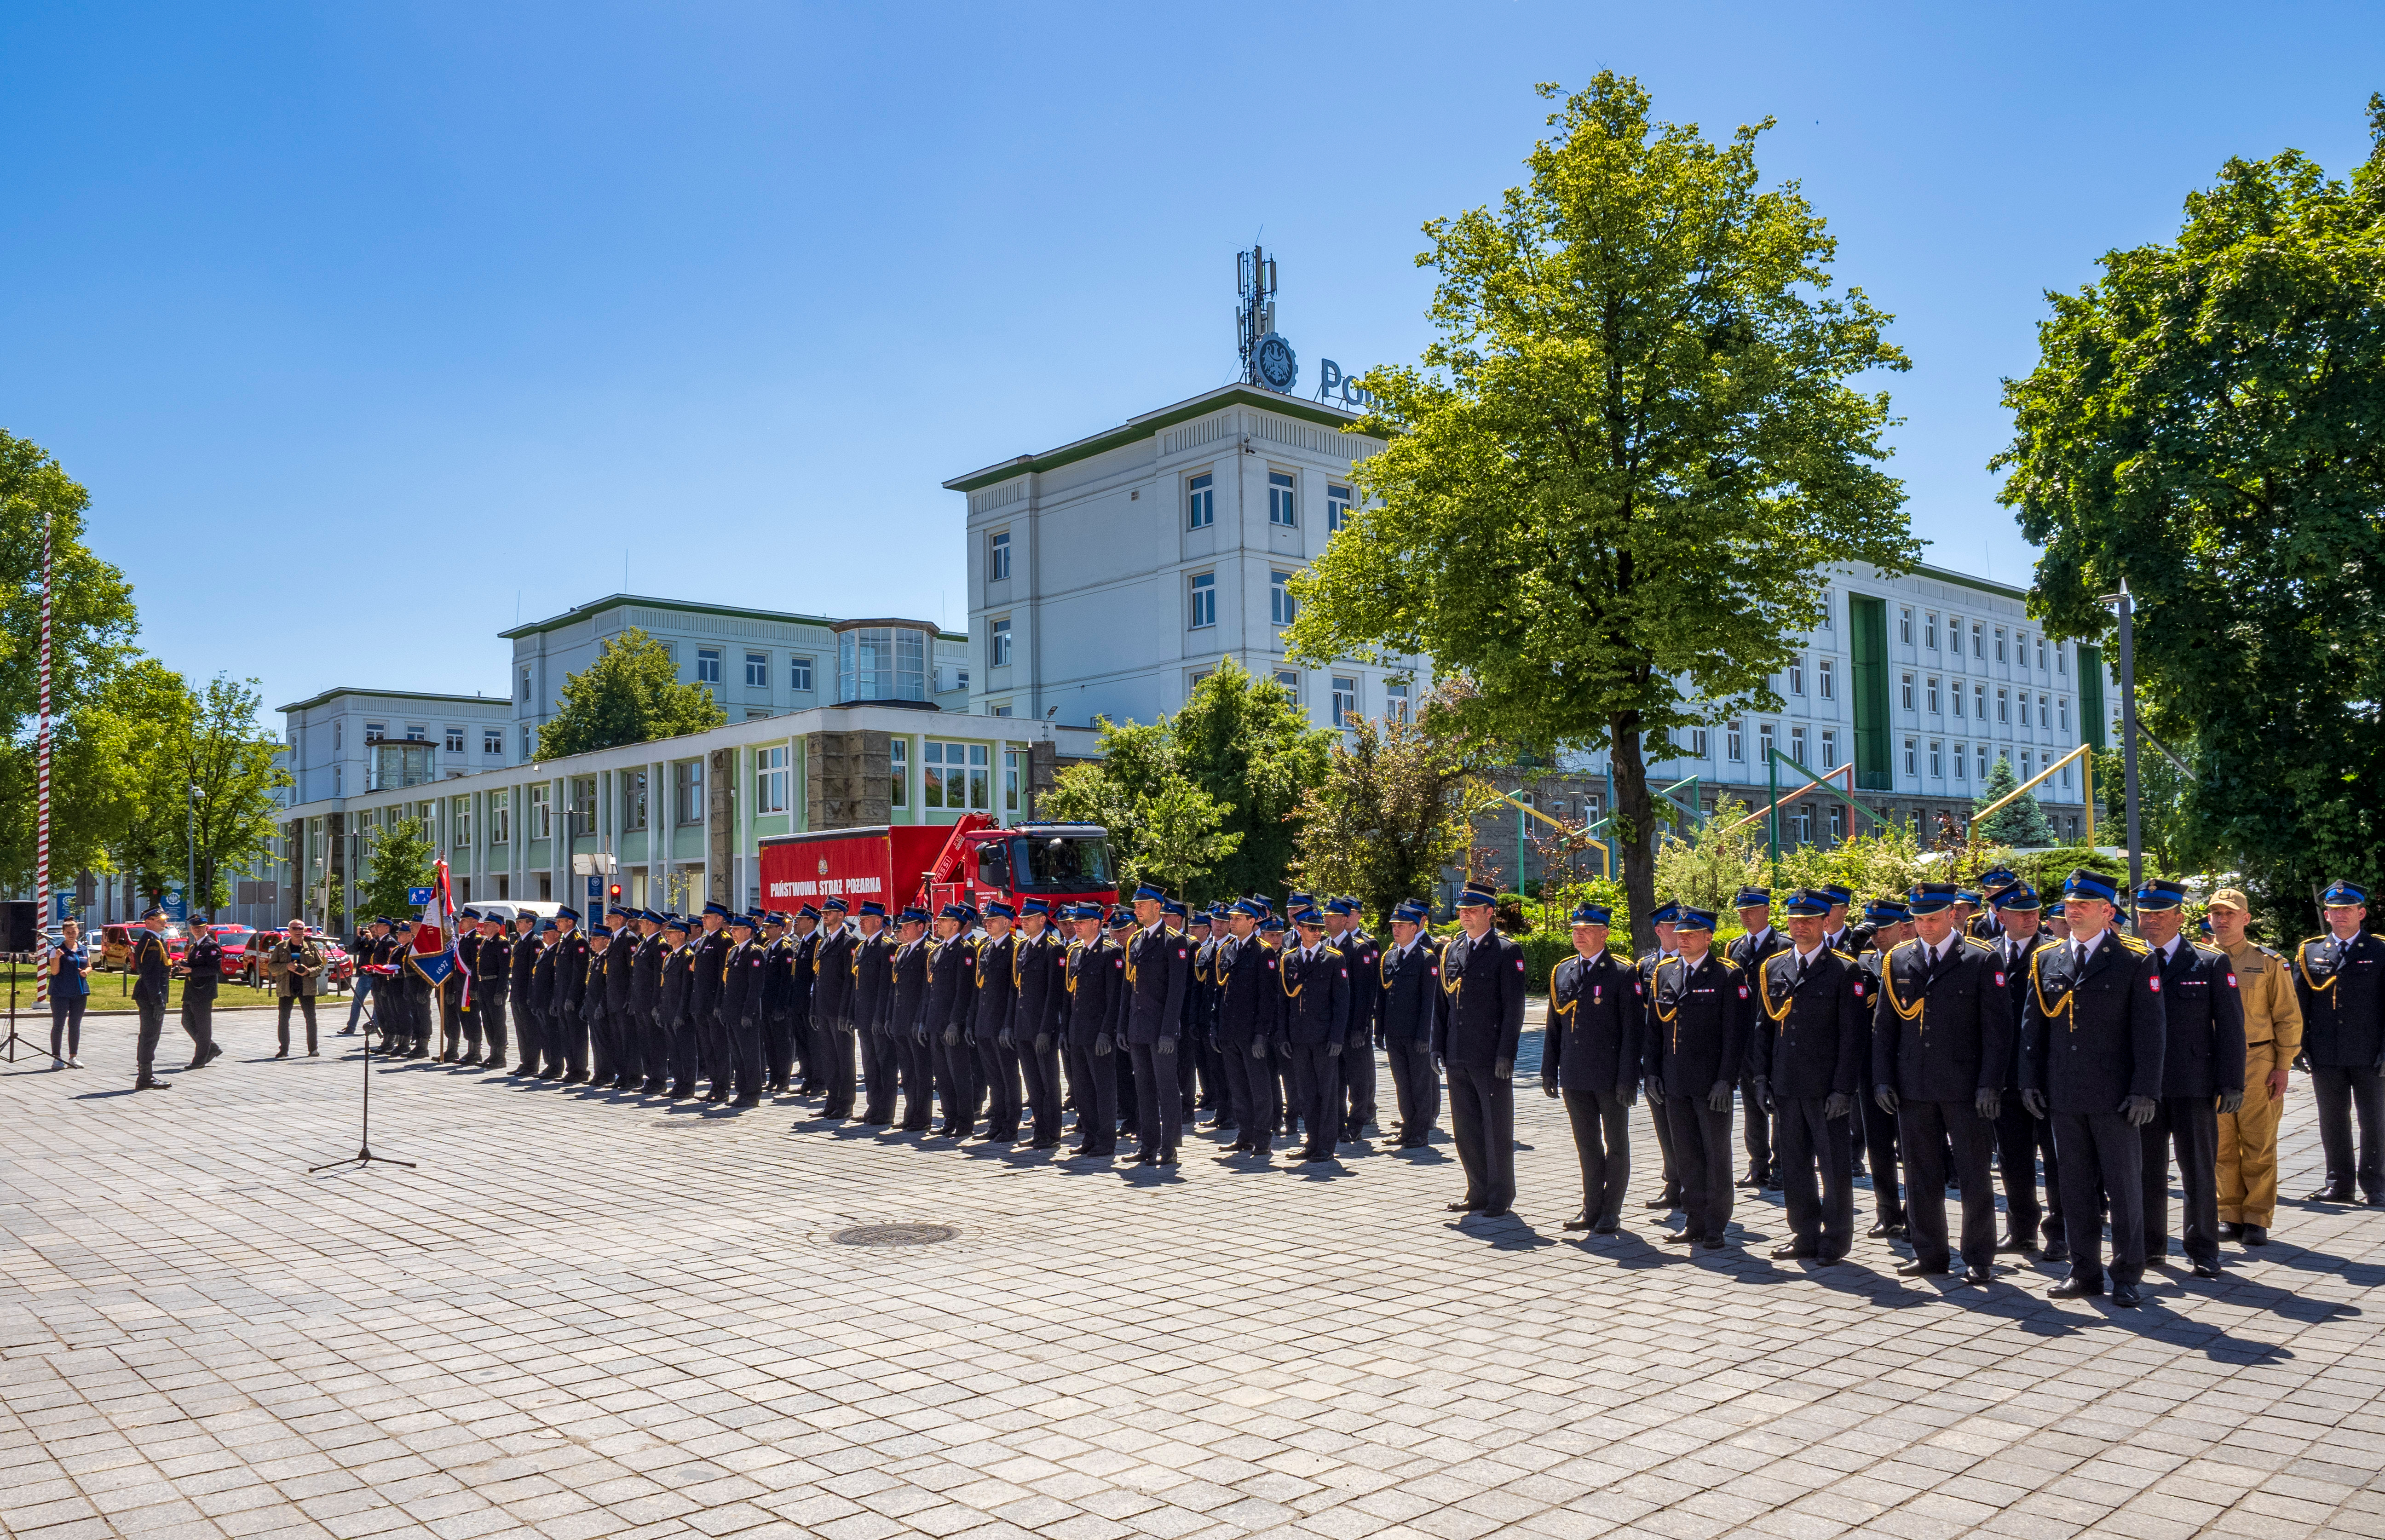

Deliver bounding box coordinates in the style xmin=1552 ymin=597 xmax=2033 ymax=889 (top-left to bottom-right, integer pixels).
xmin=1237 ymin=246 xmax=1277 ymax=386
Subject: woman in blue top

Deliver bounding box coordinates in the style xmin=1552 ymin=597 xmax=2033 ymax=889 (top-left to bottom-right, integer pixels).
xmin=49 ymin=919 xmax=90 ymax=1069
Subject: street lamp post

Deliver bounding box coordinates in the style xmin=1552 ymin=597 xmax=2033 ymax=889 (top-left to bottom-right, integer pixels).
xmin=2103 ymin=579 xmax=2144 ymax=892
xmin=187 ymin=783 xmax=200 ymax=926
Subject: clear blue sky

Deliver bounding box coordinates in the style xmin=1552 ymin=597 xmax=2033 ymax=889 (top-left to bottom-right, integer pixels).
xmin=6 ymin=2 xmax=2379 ymax=722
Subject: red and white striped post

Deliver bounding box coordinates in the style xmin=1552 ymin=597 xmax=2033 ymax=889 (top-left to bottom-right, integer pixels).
xmin=34 ymin=506 xmax=52 ymax=1010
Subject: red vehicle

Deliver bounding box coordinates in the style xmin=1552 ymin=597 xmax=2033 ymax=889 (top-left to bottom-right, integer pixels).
xmin=758 ymin=815 xmax=1118 ymax=920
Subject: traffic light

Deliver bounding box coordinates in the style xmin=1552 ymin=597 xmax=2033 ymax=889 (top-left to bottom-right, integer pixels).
xmin=608 ymin=882 xmax=622 ymax=903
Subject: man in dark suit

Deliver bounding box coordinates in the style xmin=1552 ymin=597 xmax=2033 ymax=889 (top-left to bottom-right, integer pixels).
xmin=1279 ymin=906 xmax=1350 ymax=1166
xmin=1728 ymin=887 xmax=1792 ymax=1191
xmin=2020 ymin=869 xmax=2167 ymax=1307
xmin=1984 ymin=886 xmax=2063 ymax=1259
xmin=547 ymin=908 xmax=592 ymax=1083
xmin=810 ymin=898 xmax=858 ymax=1118
xmin=1823 ymin=885 xmax=1872 ymax=959
xmin=1063 ymin=904 xmax=1126 ymax=1158
xmin=507 ymin=913 xmax=541 ymax=1075
xmin=852 ymin=901 xmax=901 ymax=1124
xmin=1644 ymin=906 xmax=1750 ymax=1247
xmin=467 ymin=913 xmax=511 ymax=1071
xmin=2132 ymin=878 xmax=2246 ymax=1277
xmin=1543 ymin=901 xmax=1640 ymax=1233
xmin=968 ymin=901 xmax=1020 ymax=1140
xmin=1011 ymin=898 xmax=1070 ymax=1149
xmin=1751 ymin=889 xmax=1867 ymax=1263
xmin=1212 ymin=897 xmax=1282 ymax=1159
xmin=1969 ymin=867 xmax=2020 ymax=941
xmin=1379 ymin=899 xmax=1442 ymax=1148
xmin=888 ymin=905 xmax=934 ymax=1131
xmin=1122 ymin=886 xmax=1192 ymax=1165
xmin=2295 ymin=880 xmax=2385 ymax=1205
xmin=926 ymin=904 xmax=980 ymax=1135
xmin=1637 ymin=901 xmax=1685 ymax=1210
xmin=1327 ymin=897 xmax=1383 ymax=1145
xmin=788 ymin=904 xmax=822 ymax=1094
xmin=130 ymin=905 xmax=175 ymax=1091
xmin=1872 ymin=882 xmax=2009 ymax=1286
xmin=1437 ymin=883 xmax=1528 ymax=1218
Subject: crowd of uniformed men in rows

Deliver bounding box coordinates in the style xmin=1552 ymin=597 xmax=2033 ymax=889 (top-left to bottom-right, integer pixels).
xmin=348 ymin=864 xmax=2383 ymax=1307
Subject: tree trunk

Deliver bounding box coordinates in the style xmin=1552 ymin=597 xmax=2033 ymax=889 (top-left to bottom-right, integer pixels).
xmin=1611 ymin=716 xmax=1659 ymax=955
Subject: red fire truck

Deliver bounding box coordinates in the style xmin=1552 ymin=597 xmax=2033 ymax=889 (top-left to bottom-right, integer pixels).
xmin=756 ymin=814 xmax=1118 ymax=919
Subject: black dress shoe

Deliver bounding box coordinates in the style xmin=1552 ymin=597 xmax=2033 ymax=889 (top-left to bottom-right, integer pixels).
xmin=1702 ymin=1235 xmax=1725 ymax=1250
xmin=703 ymin=1092 xmax=726 ymax=1105
xmin=1446 ymin=1198 xmax=1484 ymax=1212
xmin=2218 ymin=1221 xmax=2244 ymax=1241
xmin=1480 ymin=1206 xmax=1511 ymax=1219
xmin=2368 ymin=1195 xmax=2385 ymax=1209
xmin=1562 ymin=1211 xmax=1592 ymax=1232
xmin=2305 ymin=1185 xmax=2354 ymax=1202
xmin=135 ymin=1076 xmax=173 ymax=1091
xmin=2190 ymin=1260 xmax=2221 ymax=1278
xmin=2042 ymin=1240 xmax=2072 ymax=1265
xmin=1645 ymin=1191 xmax=1681 ymax=1210
xmin=271 ymin=1049 xmax=288 ymax=1060
xmin=1159 ymin=1149 xmax=1178 ymax=1166
xmin=561 ymin=1070 xmax=589 ymax=1085
xmin=1772 ymin=1242 xmax=1817 ymax=1260
xmin=1962 ymin=1265 xmax=1993 ymax=1287
xmin=731 ymin=1094 xmax=762 ymax=1108
xmin=2242 ymin=1225 xmax=2269 ymax=1247
xmin=2112 ymin=1282 xmax=2143 ymax=1307
xmin=2047 ymin=1277 xmax=2102 ymax=1299
xmin=1592 ymin=1215 xmax=1618 ymax=1235
xmin=1663 ymin=1230 xmax=1700 ymax=1245
xmin=1763 ymin=1172 xmax=1783 ymax=1192
xmin=1896 ymin=1260 xmax=1949 ymax=1277
xmin=1735 ymin=1169 xmax=1764 ymax=1189
xmin=1997 ymin=1233 xmax=2034 ymax=1253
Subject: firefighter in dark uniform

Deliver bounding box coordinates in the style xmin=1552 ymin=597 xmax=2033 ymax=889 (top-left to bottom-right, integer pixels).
xmin=1638 ymin=902 xmax=1684 ymax=1210
xmin=2295 ymin=881 xmax=2385 ymax=1205
xmin=709 ymin=912 xmax=764 ymax=1106
xmin=1437 ymin=883 xmax=1528 ymax=1217
xmin=547 ymin=907 xmax=591 ymax=1083
xmin=2131 ymin=878 xmax=2246 ymax=1277
xmin=685 ymin=902 xmax=732 ymax=1099
xmin=1168 ymin=903 xmax=1202 ymax=1126
xmin=181 ymin=917 xmax=225 ymax=1069
xmin=601 ymin=905 xmax=642 ymax=1087
xmin=2020 ymin=869 xmax=2167 ymax=1307
xmin=1823 ymin=885 xmax=1872 ymax=958
xmin=379 ymin=919 xmax=416 ymax=1057
xmin=1643 ymin=906 xmax=1749 ymax=1247
xmin=1543 ymin=901 xmax=1641 ymax=1233
xmin=576 ymin=925 xmax=613 ymax=1084
xmin=966 ymin=900 xmax=1019 ymax=1140
xmin=1969 ymin=868 xmax=2019 ymax=941
xmin=1121 ymin=886 xmax=1193 ymax=1165
xmin=1195 ymin=904 xmax=1231 ymax=1128
xmin=849 ymin=901 xmax=898 ymax=1123
xmin=1871 ymin=882 xmax=2009 ymax=1285
xmin=650 ymin=916 xmax=688 ymax=1096
xmin=1012 ymin=898 xmax=1070 ymax=1149
xmin=926 ymin=904 xmax=978 ymax=1135
xmin=1211 ymin=897 xmax=1280 ymax=1158
xmin=757 ymin=912 xmax=796 ymax=1096
xmin=1751 ymin=889 xmax=1867 ymax=1263
xmin=1063 ymin=904 xmax=1125 ymax=1158
xmin=1856 ymin=900 xmax=1913 ymax=1237
xmin=130 ymin=905 xmax=175 ymax=1090
xmin=528 ymin=920 xmax=560 ymax=1076
xmin=437 ymin=911 xmax=470 ymax=1063
xmin=1984 ymin=887 xmax=2063 ymax=1259
xmin=786 ymin=905 xmax=819 ymax=1093
xmin=1327 ymin=897 xmax=1383 ymax=1145
xmin=505 ymin=914 xmax=539 ymax=1075
xmin=1380 ymin=900 xmax=1442 ymax=1148
xmin=1279 ymin=906 xmax=1350 ymax=1166
xmin=1727 ymin=887 xmax=1792 ymax=1191
xmin=626 ymin=910 xmax=665 ymax=1092
xmin=887 ymin=905 xmax=933 ymax=1131
xmin=468 ymin=913 xmax=510 ymax=1070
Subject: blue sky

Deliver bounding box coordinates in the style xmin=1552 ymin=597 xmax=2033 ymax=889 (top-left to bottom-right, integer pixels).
xmin=6 ymin=2 xmax=2380 ymax=721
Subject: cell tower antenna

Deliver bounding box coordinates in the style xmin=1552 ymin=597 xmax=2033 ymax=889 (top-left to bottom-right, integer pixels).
xmin=1235 ymin=247 xmax=1298 ymax=393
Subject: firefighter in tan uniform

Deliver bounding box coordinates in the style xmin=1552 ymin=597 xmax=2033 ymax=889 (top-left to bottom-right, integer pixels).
xmin=2206 ymin=888 xmax=2303 ymax=1247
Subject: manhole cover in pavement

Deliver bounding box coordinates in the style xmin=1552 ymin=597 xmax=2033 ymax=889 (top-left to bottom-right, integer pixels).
xmin=830 ymin=1223 xmax=958 ymax=1247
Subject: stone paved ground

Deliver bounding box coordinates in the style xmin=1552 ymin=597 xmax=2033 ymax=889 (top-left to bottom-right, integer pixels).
xmin=5 ymin=1010 xmax=2384 ymax=1540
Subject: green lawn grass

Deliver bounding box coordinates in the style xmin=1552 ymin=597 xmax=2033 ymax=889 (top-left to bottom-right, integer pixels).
xmin=0 ymin=965 xmax=350 ymax=1012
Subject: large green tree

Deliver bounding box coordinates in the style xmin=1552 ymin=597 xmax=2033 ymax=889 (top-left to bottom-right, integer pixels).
xmin=1039 ymin=718 xmax=1239 ymax=900
xmin=1972 ymin=755 xmax=2055 ymax=848
xmin=536 ymin=628 xmax=726 ymax=759
xmin=1291 ymin=681 xmax=1496 ymax=925
xmin=354 ymin=815 xmax=438 ymax=926
xmin=1996 ymin=97 xmax=2385 ymax=918
xmin=1165 ymin=661 xmax=1332 ymax=902
xmin=1284 ymin=75 xmax=1915 ymax=949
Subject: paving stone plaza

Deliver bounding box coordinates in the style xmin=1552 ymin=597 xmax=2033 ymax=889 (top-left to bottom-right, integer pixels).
xmin=5 ymin=1011 xmax=2384 ymax=1540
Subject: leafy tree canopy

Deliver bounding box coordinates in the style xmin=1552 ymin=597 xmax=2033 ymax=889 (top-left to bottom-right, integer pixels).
xmin=1040 ymin=718 xmax=1239 ymax=900
xmin=355 ymin=815 xmax=438 ymax=928
xmin=1165 ymin=660 xmax=1332 ymax=902
xmin=1291 ymin=682 xmax=1494 ymax=926
xmin=536 ymin=628 xmax=725 ymax=760
xmin=1283 ymin=74 xmax=1915 ymax=950
xmin=1997 ymin=95 xmax=2385 ymax=917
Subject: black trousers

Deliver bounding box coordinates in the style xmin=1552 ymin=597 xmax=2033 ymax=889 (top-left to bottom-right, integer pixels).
xmin=1776 ymin=1096 xmax=1854 ymax=1257
xmin=976 ymin=1037 xmax=1021 ymax=1137
xmin=1995 ymin=1101 xmax=2062 ymax=1243
xmin=1221 ymin=1040 xmax=1275 ymax=1153
xmin=511 ymin=996 xmax=539 ymax=1069
xmin=727 ymin=1017 xmax=765 ymax=1101
xmin=1561 ymin=1087 xmax=1631 ymax=1224
xmin=588 ymin=1007 xmax=616 ymax=1083
xmin=1198 ymin=1029 xmax=1228 ymax=1116
xmin=135 ymin=998 xmax=167 ymax=1075
xmin=1661 ymin=1094 xmax=1733 ymax=1238
xmin=2311 ymin=1064 xmax=2385 ymax=1198
xmin=1283 ymin=1043 xmax=1337 ymax=1160
xmin=1447 ymin=1062 xmax=1518 ymax=1211
xmin=1740 ymin=1070 xmax=1773 ymax=1177
xmin=275 ymin=994 xmax=317 ymax=1054
xmin=475 ymin=994 xmax=508 ymax=1063
xmin=552 ymin=1004 xmax=588 ymax=1078
xmin=862 ymin=1028 xmax=900 ymax=1122
xmin=1384 ymin=1039 xmax=1440 ymax=1142
xmin=2143 ymin=1096 xmax=2221 ymax=1264
xmin=1175 ymin=1027 xmax=1198 ymax=1125
xmin=2053 ymin=1109 xmax=2145 ymax=1287
xmin=817 ymin=1021 xmax=858 ymax=1116
xmin=1130 ymin=1041 xmax=1183 ymax=1151
xmin=1649 ymin=1082 xmax=1681 ymax=1195
xmin=1019 ymin=1032 xmax=1063 ymax=1144
xmin=1861 ymin=1091 xmax=1904 ymax=1223
xmin=939 ymin=1032 xmax=982 ymax=1131
xmin=1340 ymin=1038 xmax=1378 ymax=1138
xmin=1898 ymin=1099 xmax=1997 ymax=1272
xmin=761 ymin=1010 xmax=793 ymax=1089
xmin=182 ymin=994 xmax=217 ymax=1063
xmin=616 ymin=1004 xmax=646 ymax=1086
xmin=1273 ymin=1048 xmax=1297 ymax=1134
xmin=1068 ymin=1042 xmax=1118 ymax=1154
xmin=786 ymin=1008 xmax=812 ymax=1087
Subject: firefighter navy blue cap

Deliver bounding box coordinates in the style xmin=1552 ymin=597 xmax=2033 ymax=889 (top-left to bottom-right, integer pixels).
xmin=855 ymin=901 xmax=887 ymax=919
xmin=1672 ymin=908 xmax=1716 ymax=933
xmin=1019 ymin=897 xmax=1050 ymax=916
xmin=1456 ymin=884 xmax=1498 ymax=909
xmin=1733 ymin=887 xmax=1771 ymax=910
xmin=1865 ymin=899 xmax=1909 ymax=925
xmin=140 ymin=903 xmax=167 ymax=919
xmin=2063 ymin=869 xmax=2120 ymax=904
xmin=939 ymin=903 xmax=973 ymax=922
xmin=898 ymin=906 xmax=930 ymax=925
xmin=663 ymin=916 xmax=689 ymax=933
xmin=1293 ymin=908 xmax=1325 ymax=929
xmin=1133 ymin=884 xmax=1168 ymax=903
xmin=1106 ymin=907 xmax=1135 ymax=930
xmin=1821 ymin=885 xmax=1853 ymax=907
xmin=1569 ymin=903 xmax=1612 ymax=926
xmin=2134 ymin=879 xmax=2189 ymax=912
xmin=1992 ymin=885 xmax=2042 ymax=912
xmin=1232 ymin=897 xmax=1267 ymax=919
xmin=2323 ymin=880 xmax=2368 ymax=907
xmin=1393 ymin=900 xmax=1430 ymax=924
xmin=590 ymin=925 xmax=612 ymax=939
xmin=554 ymin=906 xmax=581 ymax=923
xmin=1782 ymin=889 xmax=1831 ymax=918
xmin=822 ymin=896 xmax=848 ymax=912
xmin=2045 ymin=899 xmax=2067 ymax=918
xmin=1649 ymin=901 xmax=1682 ymax=925
xmin=1957 ymin=889 xmax=1982 ymax=906
xmin=1161 ymin=898 xmax=1187 ymax=919
xmin=1907 ymin=884 xmax=1959 ymax=915
xmin=1981 ymin=867 xmax=2018 ymax=887
xmin=1326 ymin=896 xmax=1359 ymax=915
xmin=703 ymin=902 xmax=730 ymax=918
xmin=797 ymin=902 xmax=820 ymax=919
xmin=1260 ymin=914 xmax=1288 ymax=933
xmin=982 ymin=900 xmax=1014 ymax=921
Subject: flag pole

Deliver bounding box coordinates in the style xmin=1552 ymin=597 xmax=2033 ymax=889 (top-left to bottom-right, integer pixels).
xmin=18 ymin=505 xmax=54 ymax=1061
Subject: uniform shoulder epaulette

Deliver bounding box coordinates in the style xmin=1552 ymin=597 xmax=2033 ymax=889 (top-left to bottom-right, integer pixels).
xmin=2300 ymin=934 xmax=2327 ymax=948
xmin=1962 ymin=937 xmax=1998 ymax=954
xmin=2256 ymin=943 xmax=2282 ymax=960
xmin=1832 ymin=947 xmax=1859 ymax=964
xmin=2116 ymin=937 xmax=2149 ymax=953
xmin=2192 ymin=942 xmax=2227 ymax=963
xmin=1716 ymin=955 xmax=1742 ymax=971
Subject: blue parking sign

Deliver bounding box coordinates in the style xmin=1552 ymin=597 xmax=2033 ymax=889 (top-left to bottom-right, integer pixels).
xmin=407 ymin=886 xmax=435 ymax=906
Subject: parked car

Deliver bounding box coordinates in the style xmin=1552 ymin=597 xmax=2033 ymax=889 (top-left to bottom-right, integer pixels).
xmin=237 ymin=931 xmax=354 ymax=991
xmin=97 ymin=921 xmax=189 ymax=972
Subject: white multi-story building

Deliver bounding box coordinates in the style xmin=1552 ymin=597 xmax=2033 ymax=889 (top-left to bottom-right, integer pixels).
xmin=947 ymin=383 xmax=1429 ymax=730
xmin=281 ymin=689 xmax=519 ymax=805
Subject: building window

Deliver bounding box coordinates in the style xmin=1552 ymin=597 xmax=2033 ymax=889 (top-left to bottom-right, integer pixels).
xmin=1818 ymin=659 xmax=1834 ymax=701
xmin=569 ymin=776 xmax=596 ymax=830
xmin=483 ymin=729 xmax=502 ymax=757
xmin=1268 ymin=471 xmax=1296 ymax=526
xmin=1792 ymin=804 xmax=1811 ymax=844
xmin=1997 ymin=687 xmax=2010 ymax=724
xmin=489 ymin=790 xmax=510 ymax=845
xmin=1758 ymin=722 xmax=1776 ymax=763
xmin=1829 ymin=804 xmax=1844 ymax=842
xmin=756 ymin=745 xmax=788 ymax=814
xmin=2036 ymin=636 xmax=2048 ymax=671
xmin=333 ymin=765 xmax=342 ymax=795
xmin=1003 ymin=749 xmax=1022 ymax=814
xmin=1327 ymin=484 xmax=1352 ymax=532
xmin=519 ymin=725 xmax=532 ymax=759
xmin=2057 ymin=644 xmax=2068 ymax=676
xmin=744 ymin=651 xmax=769 ymax=688
xmin=1925 ymin=612 xmax=1938 ymax=649
xmin=1689 ymin=726 xmax=1709 ymax=758
xmin=2062 ymin=760 xmax=2074 ymax=788
xmin=1187 ymin=572 xmax=1216 ymax=629
xmin=1976 ymin=744 xmax=1990 ymax=780
xmin=2021 ymin=749 xmax=2033 ymax=781
xmin=1791 ymin=725 xmax=1807 ymax=766
xmin=1819 ymin=594 xmax=1833 ymax=632
xmin=990 ymin=617 xmax=1013 ymax=667
xmin=789 ymin=655 xmax=815 ymax=693
xmin=1929 ymin=741 xmax=1943 ymax=779
xmin=673 ymin=760 xmax=703 ymax=826
xmin=1727 ymin=720 xmax=1744 ymax=761
xmin=439 ymin=726 xmax=461 ymax=753
xmin=1270 ymin=570 xmax=1296 ymax=626
xmin=1789 ymin=659 xmax=1805 ymax=696
xmin=1973 ymin=621 xmax=1985 ymax=658
xmin=838 ymin=626 xmax=928 ymax=703
xmin=1947 ymin=616 xmax=1961 ymax=663
xmin=1899 ymin=606 xmax=1913 ymax=645
xmin=1820 ymin=730 xmax=1837 ymax=767
xmin=889 ymin=739 xmax=907 ymax=809
xmin=520 ymin=667 xmax=532 ymax=701
xmin=1953 ymin=682 xmax=1965 ymax=719
xmin=620 ymin=770 xmax=647 ymax=831
xmin=332 ymin=720 xmax=342 ymax=751
xmin=1331 ymin=676 xmax=1358 ymax=727
xmin=1995 ymin=626 xmax=2008 ymax=663
xmin=988 ymin=529 xmax=1012 ymax=581
xmin=1974 ymin=683 xmax=1987 ymax=720
xmin=1274 ymin=670 xmax=1300 ymax=699
xmin=990 ymin=702 xmax=1014 ymax=718
xmin=528 ymin=784 xmax=552 ymax=840
xmin=1926 ymin=677 xmax=1940 ymax=714
xmin=2058 ymin=696 xmax=2069 ymax=731
xmin=452 ymin=795 xmax=473 ymax=847
xmin=365 ymin=721 xmax=386 ymax=743
xmin=2039 ymin=692 xmax=2051 ymax=728
xmin=1900 ymin=673 xmax=1915 ymax=711
xmin=1384 ymin=680 xmax=1410 ymax=724
xmin=924 ymin=741 xmax=990 ymax=811
xmin=1186 ymin=473 xmax=1214 ymax=529
xmin=405 ymin=724 xmax=426 ymax=741
xmin=1954 ymin=743 xmax=1967 ymax=781
xmin=1903 ymin=737 xmax=1918 ymax=776
xmin=696 ymin=648 xmax=723 ymax=685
